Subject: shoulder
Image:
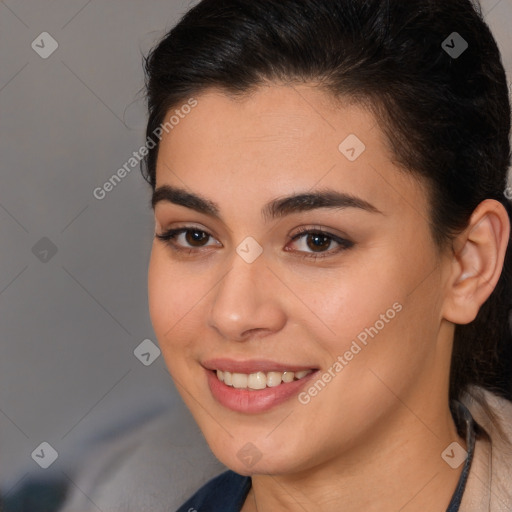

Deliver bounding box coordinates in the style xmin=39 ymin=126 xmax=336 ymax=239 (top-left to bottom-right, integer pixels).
xmin=462 ymin=386 xmax=512 ymax=450
xmin=176 ymin=470 xmax=251 ymax=512
xmin=460 ymin=386 xmax=512 ymax=511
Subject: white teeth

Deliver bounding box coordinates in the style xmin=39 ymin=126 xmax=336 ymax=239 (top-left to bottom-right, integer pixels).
xmin=282 ymin=371 xmax=294 ymax=383
xmin=216 ymin=369 xmax=313 ymax=390
xmin=247 ymin=371 xmax=267 ymax=390
xmin=266 ymin=371 xmax=282 ymax=387
xmin=232 ymin=373 xmax=248 ymax=389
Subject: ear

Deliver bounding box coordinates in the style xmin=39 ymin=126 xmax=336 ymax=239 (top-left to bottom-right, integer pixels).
xmin=442 ymin=199 xmax=511 ymax=325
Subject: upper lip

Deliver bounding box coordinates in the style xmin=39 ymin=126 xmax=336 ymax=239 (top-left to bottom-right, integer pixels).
xmin=202 ymin=358 xmax=318 ymax=374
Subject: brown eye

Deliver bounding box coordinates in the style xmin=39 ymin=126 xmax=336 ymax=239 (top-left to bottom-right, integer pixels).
xmin=155 ymin=227 xmax=220 ymax=252
xmin=185 ymin=229 xmax=210 ymax=246
xmin=288 ymin=228 xmax=354 ymax=259
xmin=305 ymin=233 xmax=332 ymax=252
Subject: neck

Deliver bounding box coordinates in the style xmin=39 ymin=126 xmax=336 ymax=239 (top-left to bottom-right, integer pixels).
xmin=242 ymin=401 xmax=466 ymax=512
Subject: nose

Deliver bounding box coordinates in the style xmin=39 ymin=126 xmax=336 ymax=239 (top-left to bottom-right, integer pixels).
xmin=207 ymin=251 xmax=287 ymax=342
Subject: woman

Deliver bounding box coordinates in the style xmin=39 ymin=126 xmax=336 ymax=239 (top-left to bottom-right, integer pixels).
xmin=141 ymin=0 xmax=512 ymax=510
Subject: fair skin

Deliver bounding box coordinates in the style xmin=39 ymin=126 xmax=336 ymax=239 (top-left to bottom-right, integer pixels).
xmin=147 ymin=83 xmax=510 ymax=512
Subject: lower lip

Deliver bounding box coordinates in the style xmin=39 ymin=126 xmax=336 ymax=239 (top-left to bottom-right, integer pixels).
xmin=206 ymin=369 xmax=318 ymax=413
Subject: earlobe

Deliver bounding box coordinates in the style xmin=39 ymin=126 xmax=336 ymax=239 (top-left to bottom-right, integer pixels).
xmin=442 ymin=199 xmax=510 ymax=325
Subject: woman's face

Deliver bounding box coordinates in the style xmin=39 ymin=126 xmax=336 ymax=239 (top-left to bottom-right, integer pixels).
xmin=148 ymin=84 xmax=454 ymax=475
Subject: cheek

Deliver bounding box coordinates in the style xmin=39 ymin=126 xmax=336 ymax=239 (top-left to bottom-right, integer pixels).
xmin=148 ymin=248 xmax=171 ymax=334
xmin=147 ymin=247 xmax=202 ymax=350
xmin=292 ymin=255 xmax=430 ymax=393
xmin=288 ymin=261 xmax=403 ymax=349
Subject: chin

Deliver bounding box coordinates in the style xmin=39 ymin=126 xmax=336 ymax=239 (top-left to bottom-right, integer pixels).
xmin=206 ymin=436 xmax=305 ymax=476
xmin=224 ymin=455 xmax=296 ymax=477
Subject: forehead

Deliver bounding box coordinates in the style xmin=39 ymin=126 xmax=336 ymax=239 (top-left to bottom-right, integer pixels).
xmin=158 ymin=84 xmax=381 ymax=158
xmin=154 ymin=84 xmax=427 ymax=221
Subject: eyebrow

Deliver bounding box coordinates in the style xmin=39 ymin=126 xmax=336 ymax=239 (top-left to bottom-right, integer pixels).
xmin=151 ymin=184 xmax=383 ymax=221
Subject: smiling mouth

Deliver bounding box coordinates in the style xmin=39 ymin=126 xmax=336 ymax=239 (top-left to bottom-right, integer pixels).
xmin=214 ymin=369 xmax=315 ymax=390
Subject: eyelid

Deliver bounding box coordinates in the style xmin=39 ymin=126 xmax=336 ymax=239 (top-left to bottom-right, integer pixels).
xmin=287 ymin=226 xmax=354 ymax=258
xmin=155 ymin=224 xmax=354 ymax=258
xmin=289 ymin=225 xmax=349 ymax=241
xmin=155 ymin=226 xmax=221 ymax=249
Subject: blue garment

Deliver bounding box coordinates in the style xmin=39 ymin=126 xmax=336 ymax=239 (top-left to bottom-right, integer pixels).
xmin=0 ymin=479 xmax=68 ymax=512
xmin=176 ymin=400 xmax=476 ymax=512
xmin=176 ymin=470 xmax=251 ymax=512
xmin=446 ymin=399 xmax=477 ymax=511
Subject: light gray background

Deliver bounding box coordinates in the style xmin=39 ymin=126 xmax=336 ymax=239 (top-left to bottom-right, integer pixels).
xmin=0 ymin=0 xmax=511 ymax=504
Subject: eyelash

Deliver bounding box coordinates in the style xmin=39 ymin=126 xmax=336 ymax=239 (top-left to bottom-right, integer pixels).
xmin=155 ymin=226 xmax=354 ymax=260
